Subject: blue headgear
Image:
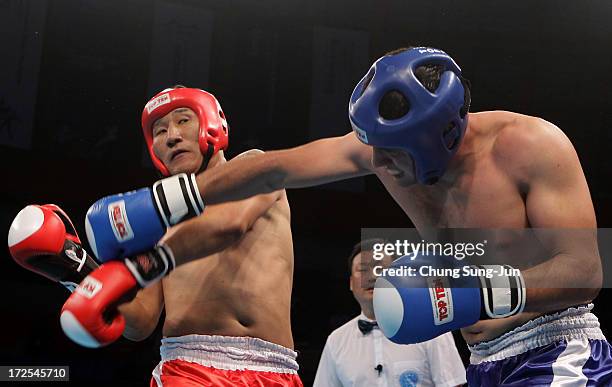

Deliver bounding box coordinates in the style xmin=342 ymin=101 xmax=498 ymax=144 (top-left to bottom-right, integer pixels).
xmin=349 ymin=47 xmax=469 ymax=185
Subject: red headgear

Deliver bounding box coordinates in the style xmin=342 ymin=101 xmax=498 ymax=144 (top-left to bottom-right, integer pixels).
xmin=141 ymin=88 xmax=229 ymax=176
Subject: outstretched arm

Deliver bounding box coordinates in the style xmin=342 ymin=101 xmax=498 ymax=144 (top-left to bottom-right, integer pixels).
xmin=197 ymin=132 xmax=374 ymax=204
xmin=83 ymin=135 xmax=373 ymax=263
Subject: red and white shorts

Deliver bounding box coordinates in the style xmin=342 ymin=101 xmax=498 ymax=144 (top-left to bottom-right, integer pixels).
xmin=150 ymin=334 xmax=303 ymax=386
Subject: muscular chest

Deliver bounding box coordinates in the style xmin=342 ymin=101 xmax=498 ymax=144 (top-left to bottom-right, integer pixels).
xmin=379 ymin=158 xmax=528 ymax=229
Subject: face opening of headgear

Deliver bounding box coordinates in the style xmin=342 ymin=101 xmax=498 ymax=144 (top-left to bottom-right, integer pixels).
xmin=349 ymin=47 xmax=471 ymax=185
xmin=141 ymin=87 xmax=229 ymax=176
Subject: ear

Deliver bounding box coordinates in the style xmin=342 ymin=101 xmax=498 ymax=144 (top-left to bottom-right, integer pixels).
xmin=349 ymin=276 xmax=354 ymax=292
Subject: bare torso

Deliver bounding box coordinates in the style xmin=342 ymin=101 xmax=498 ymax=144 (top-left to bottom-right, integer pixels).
xmin=161 ymin=191 xmax=295 ymax=349
xmin=375 ymin=111 xmax=555 ymax=344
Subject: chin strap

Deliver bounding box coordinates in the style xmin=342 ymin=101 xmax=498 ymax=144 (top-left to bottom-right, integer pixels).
xmin=198 ymin=146 xmax=215 ymax=173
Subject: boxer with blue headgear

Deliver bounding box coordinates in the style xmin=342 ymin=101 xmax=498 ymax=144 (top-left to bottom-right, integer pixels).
xmin=145 ymin=46 xmax=606 ymax=387
xmin=349 ymin=47 xmax=470 ymax=185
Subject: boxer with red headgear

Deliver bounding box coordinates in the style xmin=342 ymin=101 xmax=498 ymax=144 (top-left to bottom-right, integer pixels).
xmin=61 ymin=86 xmax=302 ymax=386
xmin=141 ymin=87 xmax=229 ymax=176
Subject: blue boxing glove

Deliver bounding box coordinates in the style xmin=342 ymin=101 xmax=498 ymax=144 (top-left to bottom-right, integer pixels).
xmin=373 ymin=254 xmax=525 ymax=344
xmin=85 ymin=173 xmax=204 ymax=262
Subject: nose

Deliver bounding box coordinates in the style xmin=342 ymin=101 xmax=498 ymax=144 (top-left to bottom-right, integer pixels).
xmin=372 ymin=148 xmax=392 ymax=168
xmin=165 ymin=122 xmax=183 ymax=147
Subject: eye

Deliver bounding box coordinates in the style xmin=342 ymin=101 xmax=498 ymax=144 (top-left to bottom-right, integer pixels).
xmin=178 ymin=118 xmax=189 ymax=124
xmin=153 ymin=127 xmax=167 ymax=136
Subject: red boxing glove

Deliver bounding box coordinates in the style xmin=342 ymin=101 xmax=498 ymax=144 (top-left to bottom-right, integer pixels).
xmin=60 ymin=245 xmax=174 ymax=348
xmin=8 ymin=204 xmax=99 ymax=292
xmin=60 ymin=261 xmax=137 ymax=348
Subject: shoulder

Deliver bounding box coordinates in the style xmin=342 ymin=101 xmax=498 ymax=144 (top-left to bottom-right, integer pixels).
xmin=492 ymin=111 xmax=573 ymax=155
xmin=326 ymin=316 xmax=360 ymax=348
xmin=232 ymin=148 xmax=266 ymax=160
xmin=233 ymin=149 xmax=289 ymax=200
xmin=487 ymin=111 xmax=578 ymax=183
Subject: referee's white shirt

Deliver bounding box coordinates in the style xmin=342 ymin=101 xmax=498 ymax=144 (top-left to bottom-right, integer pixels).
xmin=314 ymin=313 xmax=467 ymax=387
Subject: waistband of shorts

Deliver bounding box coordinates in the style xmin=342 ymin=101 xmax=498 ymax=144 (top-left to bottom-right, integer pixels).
xmin=158 ymin=334 xmax=299 ymax=374
xmin=469 ymin=304 xmax=606 ymax=364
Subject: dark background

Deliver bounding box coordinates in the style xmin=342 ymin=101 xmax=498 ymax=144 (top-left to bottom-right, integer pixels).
xmin=1 ymin=0 xmax=612 ymax=385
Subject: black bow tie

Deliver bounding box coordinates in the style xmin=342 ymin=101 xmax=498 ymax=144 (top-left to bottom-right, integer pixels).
xmin=358 ymin=319 xmax=378 ymax=335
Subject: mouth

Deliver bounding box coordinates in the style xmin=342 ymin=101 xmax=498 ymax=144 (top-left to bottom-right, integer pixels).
xmin=170 ymin=149 xmax=189 ymax=162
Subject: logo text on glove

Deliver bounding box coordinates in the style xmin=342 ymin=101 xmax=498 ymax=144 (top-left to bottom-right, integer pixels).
xmin=427 ymin=277 xmax=454 ymax=325
xmin=76 ymin=276 xmax=102 ymax=299
xmin=108 ymin=200 xmax=134 ymax=242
